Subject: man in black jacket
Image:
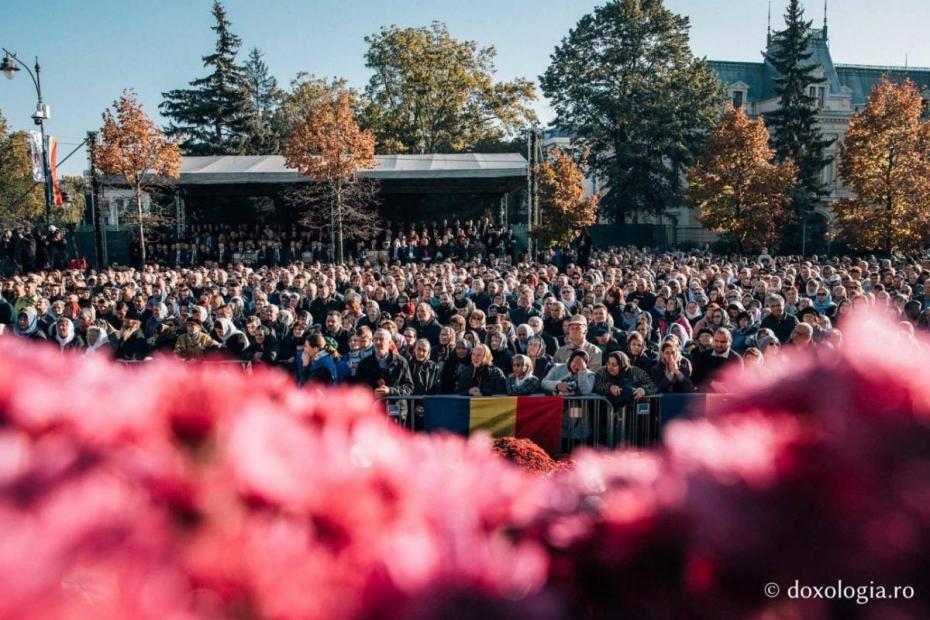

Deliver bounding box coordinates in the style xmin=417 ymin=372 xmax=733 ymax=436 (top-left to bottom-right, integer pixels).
xmin=354 ymin=328 xmax=414 ymax=398
xmin=692 ymin=328 xmax=743 ymax=392
xmin=760 ymin=294 xmax=799 ymax=344
xmin=409 ymin=339 xmax=441 ymax=395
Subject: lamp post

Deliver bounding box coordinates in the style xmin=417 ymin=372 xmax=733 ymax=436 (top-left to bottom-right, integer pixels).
xmin=2 ymin=48 xmax=53 ymax=227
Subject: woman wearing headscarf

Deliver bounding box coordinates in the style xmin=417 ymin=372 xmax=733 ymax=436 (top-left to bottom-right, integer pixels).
xmin=83 ymin=324 xmax=112 ymax=356
xmin=594 ymin=351 xmax=658 ymax=408
xmin=657 ymin=296 xmax=692 ymax=340
xmin=526 ymin=336 xmax=553 ymax=380
xmin=213 ymin=317 xmax=251 ymax=361
xmin=14 ymin=307 xmax=47 ymax=342
xmin=506 ymin=354 xmax=541 ymax=396
xmin=53 ymin=316 xmax=85 ymax=352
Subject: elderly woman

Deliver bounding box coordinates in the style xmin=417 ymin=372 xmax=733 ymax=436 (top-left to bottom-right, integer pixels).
xmin=53 ymin=316 xmax=85 ymax=352
xmin=83 ymin=324 xmax=112 ymax=356
xmin=506 ymin=354 xmax=541 ymax=396
xmin=14 ymin=307 xmax=48 ymax=342
xmin=594 ymin=351 xmax=658 ymax=407
xmin=650 ymin=341 xmax=695 ymax=393
xmin=250 ymin=326 xmax=279 ymax=366
xmin=541 ymin=349 xmax=596 ymax=396
xmin=526 ymin=335 xmax=553 ymax=380
xmin=213 ymin=318 xmax=251 ymax=361
xmin=456 ymin=343 xmax=507 ymax=396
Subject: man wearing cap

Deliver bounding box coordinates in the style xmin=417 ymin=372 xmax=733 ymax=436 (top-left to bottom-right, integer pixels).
xmin=554 ymin=315 xmax=603 ymax=370
xmin=174 ymin=316 xmax=219 ymax=361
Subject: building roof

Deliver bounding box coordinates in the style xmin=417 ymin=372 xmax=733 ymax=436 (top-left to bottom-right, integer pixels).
xmin=709 ymin=27 xmax=930 ymax=107
xmin=177 ymin=153 xmax=528 ymax=185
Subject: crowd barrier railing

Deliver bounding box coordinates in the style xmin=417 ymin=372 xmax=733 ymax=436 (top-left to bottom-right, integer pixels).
xmin=616 ymin=392 xmax=734 ymax=449
xmin=379 ymin=394 xmax=618 ymax=453
xmin=116 ymin=358 xmax=253 ymax=373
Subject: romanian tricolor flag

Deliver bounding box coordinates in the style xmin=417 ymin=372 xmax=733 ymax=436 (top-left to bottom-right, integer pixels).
xmin=423 ymin=396 xmax=563 ymax=455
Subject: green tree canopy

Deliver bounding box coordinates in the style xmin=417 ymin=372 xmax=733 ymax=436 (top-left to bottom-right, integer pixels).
xmin=0 ymin=110 xmax=44 ymax=226
xmin=765 ymin=0 xmax=834 ymax=235
xmin=160 ymin=1 xmax=252 ymax=155
xmin=541 ymin=0 xmax=722 ymax=223
xmin=362 ymin=21 xmax=537 ymax=154
xmin=242 ymin=47 xmax=285 ymax=154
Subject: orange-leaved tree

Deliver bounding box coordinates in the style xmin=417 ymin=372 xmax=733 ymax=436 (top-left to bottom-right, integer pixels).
xmin=93 ymin=90 xmax=181 ymax=264
xmin=283 ymin=90 xmax=379 ymax=263
xmin=533 ymin=148 xmax=598 ymax=249
xmin=688 ymin=105 xmax=797 ymax=252
xmin=834 ymin=77 xmax=930 ymax=255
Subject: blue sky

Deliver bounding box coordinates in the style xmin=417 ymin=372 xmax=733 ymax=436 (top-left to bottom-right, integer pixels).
xmin=2 ymin=0 xmax=929 ymax=175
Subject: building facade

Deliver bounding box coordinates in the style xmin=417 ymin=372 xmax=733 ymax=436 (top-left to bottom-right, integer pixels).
xmin=710 ymin=22 xmax=930 ymax=231
xmin=543 ymin=21 xmax=930 ymax=247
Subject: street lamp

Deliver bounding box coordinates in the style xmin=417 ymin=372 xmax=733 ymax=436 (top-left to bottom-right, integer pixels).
xmin=1 ymin=48 xmax=53 ymax=227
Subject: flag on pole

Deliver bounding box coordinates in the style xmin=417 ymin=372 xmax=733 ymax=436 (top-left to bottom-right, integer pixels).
xmin=27 ymin=131 xmax=44 ymax=182
xmin=423 ymin=396 xmax=563 ymax=456
xmin=48 ymin=136 xmax=63 ymax=206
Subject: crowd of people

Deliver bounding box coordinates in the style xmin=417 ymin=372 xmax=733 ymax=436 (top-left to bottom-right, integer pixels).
xmin=2 ymin=221 xmax=929 ymax=411
xmin=128 ymin=218 xmax=520 ymax=268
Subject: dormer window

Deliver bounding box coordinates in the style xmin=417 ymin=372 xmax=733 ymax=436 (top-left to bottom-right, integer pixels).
xmin=808 ymin=86 xmax=826 ymax=108
xmin=732 ymin=90 xmax=744 ymax=109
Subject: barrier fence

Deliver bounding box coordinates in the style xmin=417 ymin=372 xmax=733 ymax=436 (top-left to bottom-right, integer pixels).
xmin=382 ymin=392 xmax=733 ymax=454
xmin=116 ymin=358 xmax=253 ymax=373
xmin=381 ymin=394 xmax=617 ymax=454
xmin=616 ymin=393 xmax=734 ymax=449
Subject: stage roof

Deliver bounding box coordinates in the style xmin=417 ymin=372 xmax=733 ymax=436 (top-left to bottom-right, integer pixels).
xmin=177 ymin=153 xmax=528 ymax=185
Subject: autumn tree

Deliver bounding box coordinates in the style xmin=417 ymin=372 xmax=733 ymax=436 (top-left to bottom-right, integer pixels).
xmin=0 ymin=109 xmax=44 ymax=225
xmin=533 ymin=149 xmax=599 ymax=249
xmin=283 ymin=90 xmax=379 ymax=263
xmin=160 ymin=1 xmax=252 ymax=155
xmin=688 ymin=106 xmax=797 ymax=252
xmin=541 ymin=0 xmax=722 ymax=223
xmin=93 ymin=90 xmax=181 ymax=264
xmin=834 ymin=77 xmax=930 ymax=254
xmin=362 ymin=21 xmax=537 ymax=153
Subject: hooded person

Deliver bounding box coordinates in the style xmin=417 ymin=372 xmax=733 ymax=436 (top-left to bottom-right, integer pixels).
xmin=213 ymin=317 xmax=251 ymax=360
xmin=53 ymin=316 xmax=85 ymax=352
xmin=14 ymin=307 xmax=47 ymax=341
xmin=84 ymin=325 xmax=112 ymax=356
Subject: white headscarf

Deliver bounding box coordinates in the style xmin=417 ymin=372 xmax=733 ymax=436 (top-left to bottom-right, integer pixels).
xmin=85 ymin=327 xmax=110 ymax=354
xmin=215 ymin=318 xmax=242 ymax=343
xmin=54 ymin=318 xmax=75 ymax=350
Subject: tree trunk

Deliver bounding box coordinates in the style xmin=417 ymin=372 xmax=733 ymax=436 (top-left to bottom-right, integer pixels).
xmin=335 ymin=178 xmax=344 ymax=264
xmin=135 ymin=185 xmax=146 ymax=266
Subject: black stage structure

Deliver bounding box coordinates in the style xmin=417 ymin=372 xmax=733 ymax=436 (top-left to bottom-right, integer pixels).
xmin=175 ymin=153 xmax=528 ymax=228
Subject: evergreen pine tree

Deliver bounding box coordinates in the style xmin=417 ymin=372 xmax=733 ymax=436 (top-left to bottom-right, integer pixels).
xmin=765 ymin=0 xmax=834 ymax=248
xmin=242 ymin=47 xmax=284 ymax=154
xmin=160 ymin=1 xmax=252 ymax=155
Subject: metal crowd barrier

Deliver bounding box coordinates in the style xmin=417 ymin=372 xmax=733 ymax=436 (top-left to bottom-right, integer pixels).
xmin=379 ymin=394 xmax=618 ymax=453
xmin=116 ymin=358 xmax=252 ymax=373
xmin=616 ymin=393 xmax=734 ymax=449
